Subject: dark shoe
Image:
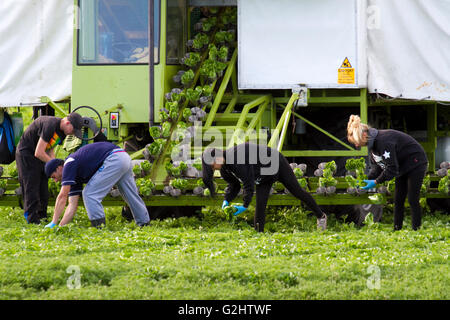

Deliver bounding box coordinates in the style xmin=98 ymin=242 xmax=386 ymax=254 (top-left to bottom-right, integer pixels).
xmin=139 ymin=221 xmax=151 ymax=227
xmin=317 ymin=213 xmax=327 ymax=231
xmin=121 ymin=206 xmax=134 ymax=222
xmin=254 ymin=222 xmax=264 ymax=232
xmin=91 ymin=218 xmax=106 ymax=228
xmin=38 ymin=211 xmax=47 ymax=220
xmin=27 ymin=211 xmax=42 ymax=224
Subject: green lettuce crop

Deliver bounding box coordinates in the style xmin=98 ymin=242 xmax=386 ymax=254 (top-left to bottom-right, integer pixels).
xmin=182 ymin=52 xmax=201 ymax=67
xmin=181 ymin=69 xmax=194 ymax=86
xmin=136 ymin=178 xmax=155 ymax=197
xmin=170 ymin=178 xmax=188 ymax=191
xmin=161 ymin=122 xmax=172 ymax=138
xmin=149 ymin=126 xmax=161 ymax=139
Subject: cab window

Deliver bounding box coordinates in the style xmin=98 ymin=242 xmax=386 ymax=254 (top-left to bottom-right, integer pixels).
xmin=78 ymin=0 xmax=160 ymax=64
xmin=166 ymin=0 xmax=186 ymax=65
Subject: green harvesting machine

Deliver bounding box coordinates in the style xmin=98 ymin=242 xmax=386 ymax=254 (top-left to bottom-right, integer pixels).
xmin=0 ymin=0 xmax=448 ymax=214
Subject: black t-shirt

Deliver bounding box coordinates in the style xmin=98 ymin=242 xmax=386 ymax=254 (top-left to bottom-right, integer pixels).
xmin=17 ymin=116 xmax=66 ymax=156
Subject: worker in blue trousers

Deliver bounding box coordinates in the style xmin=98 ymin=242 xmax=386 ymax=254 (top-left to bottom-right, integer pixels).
xmin=44 ymin=141 xmax=150 ymax=228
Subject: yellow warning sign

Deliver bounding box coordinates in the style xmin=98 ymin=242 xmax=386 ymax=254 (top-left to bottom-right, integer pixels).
xmin=340 ymin=57 xmax=352 ymax=68
xmin=338 ymin=57 xmax=355 ymax=84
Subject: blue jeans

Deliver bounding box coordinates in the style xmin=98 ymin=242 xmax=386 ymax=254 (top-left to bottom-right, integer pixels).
xmin=82 ymin=151 xmax=150 ymax=226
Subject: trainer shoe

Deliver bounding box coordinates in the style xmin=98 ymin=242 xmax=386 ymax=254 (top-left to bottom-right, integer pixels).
xmin=317 ymin=213 xmax=327 ymax=231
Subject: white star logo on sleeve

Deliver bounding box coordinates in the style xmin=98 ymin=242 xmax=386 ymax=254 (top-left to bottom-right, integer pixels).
xmin=383 ymin=151 xmax=390 ymax=159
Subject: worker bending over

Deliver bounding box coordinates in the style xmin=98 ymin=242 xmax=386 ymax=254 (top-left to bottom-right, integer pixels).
xmin=347 ymin=115 xmax=428 ymax=230
xmin=44 ymin=142 xmax=150 ymax=228
xmin=202 ymin=142 xmax=327 ymax=232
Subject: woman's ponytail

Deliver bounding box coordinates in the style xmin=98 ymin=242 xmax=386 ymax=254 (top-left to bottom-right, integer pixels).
xmin=347 ymin=115 xmax=369 ymax=146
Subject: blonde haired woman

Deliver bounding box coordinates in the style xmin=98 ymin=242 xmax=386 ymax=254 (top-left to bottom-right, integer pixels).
xmin=347 ymin=115 xmax=428 ymax=230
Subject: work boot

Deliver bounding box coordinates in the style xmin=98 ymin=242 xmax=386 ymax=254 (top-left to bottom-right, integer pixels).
xmin=90 ymin=217 xmax=106 ymax=228
xmin=38 ymin=211 xmax=47 ymax=220
xmin=139 ymin=221 xmax=151 ymax=227
xmin=254 ymin=222 xmax=265 ymax=233
xmin=26 ymin=211 xmax=42 ymax=224
xmin=121 ymin=206 xmax=134 ymax=222
xmin=317 ymin=213 xmax=327 ymax=231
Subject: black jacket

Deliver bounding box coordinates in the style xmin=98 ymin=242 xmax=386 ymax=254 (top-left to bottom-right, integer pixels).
xmin=221 ymin=143 xmax=281 ymax=207
xmin=368 ymin=129 xmax=428 ymax=184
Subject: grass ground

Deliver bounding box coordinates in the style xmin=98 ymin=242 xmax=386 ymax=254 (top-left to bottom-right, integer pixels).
xmin=0 ymin=204 xmax=448 ymax=300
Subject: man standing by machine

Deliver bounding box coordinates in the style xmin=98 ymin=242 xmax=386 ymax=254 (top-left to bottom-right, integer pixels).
xmin=15 ymin=113 xmax=84 ymax=224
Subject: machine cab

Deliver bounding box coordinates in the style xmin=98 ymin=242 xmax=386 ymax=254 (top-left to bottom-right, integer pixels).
xmin=73 ymin=0 xmax=187 ymax=143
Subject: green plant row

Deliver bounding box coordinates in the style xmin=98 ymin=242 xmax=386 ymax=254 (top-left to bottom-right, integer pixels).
xmin=145 ymin=7 xmax=238 ymax=181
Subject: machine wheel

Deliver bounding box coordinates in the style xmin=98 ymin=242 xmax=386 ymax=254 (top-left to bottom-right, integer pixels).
xmin=72 ymin=105 xmax=103 ymax=141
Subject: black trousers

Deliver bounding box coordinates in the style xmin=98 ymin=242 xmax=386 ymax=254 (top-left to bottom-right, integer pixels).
xmin=394 ymin=163 xmax=428 ymax=231
xmin=15 ymin=151 xmax=49 ymax=224
xmin=254 ymin=155 xmax=324 ymax=232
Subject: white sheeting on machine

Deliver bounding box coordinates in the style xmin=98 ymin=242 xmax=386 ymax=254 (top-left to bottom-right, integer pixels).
xmin=238 ymin=0 xmax=366 ymax=89
xmin=0 ymin=0 xmax=448 ymax=105
xmin=0 ymin=0 xmax=73 ymax=107
xmin=367 ymin=0 xmax=450 ymax=102
xmin=238 ymin=0 xmax=450 ymax=102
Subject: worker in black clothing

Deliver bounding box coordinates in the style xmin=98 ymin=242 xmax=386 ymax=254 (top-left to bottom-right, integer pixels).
xmin=15 ymin=113 xmax=83 ymax=224
xmin=202 ymin=143 xmax=327 ymax=232
xmin=347 ymin=115 xmax=428 ymax=230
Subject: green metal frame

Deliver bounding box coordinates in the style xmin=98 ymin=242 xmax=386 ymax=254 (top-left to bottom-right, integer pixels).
xmin=40 ymin=97 xmax=70 ymax=117
xmin=1 ymin=174 xmax=446 ymax=207
xmin=272 ymin=88 xmax=368 ymax=157
xmin=368 ymin=99 xmax=439 ymax=173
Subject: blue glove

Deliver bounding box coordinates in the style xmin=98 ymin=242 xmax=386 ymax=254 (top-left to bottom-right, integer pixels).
xmin=221 ymin=200 xmax=229 ymax=209
xmin=362 ymin=180 xmax=377 ymax=190
xmin=45 ymin=222 xmax=57 ymax=229
xmin=232 ymin=205 xmax=247 ymax=216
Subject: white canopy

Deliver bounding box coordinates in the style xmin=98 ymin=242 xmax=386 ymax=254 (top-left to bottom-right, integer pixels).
xmin=0 ymin=0 xmax=449 ymax=106
xmin=367 ymin=0 xmax=450 ymax=102
xmin=0 ymin=0 xmax=73 ymax=107
xmin=238 ymin=0 xmax=450 ymax=102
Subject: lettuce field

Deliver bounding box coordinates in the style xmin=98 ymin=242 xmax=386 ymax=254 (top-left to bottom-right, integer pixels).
xmin=0 ymin=204 xmax=448 ymax=300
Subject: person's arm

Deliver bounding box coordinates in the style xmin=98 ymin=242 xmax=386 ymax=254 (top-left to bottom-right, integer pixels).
xmin=233 ymin=165 xmax=255 ymax=208
xmin=47 ymin=147 xmax=55 ymax=160
xmin=221 ymin=167 xmax=241 ymax=203
xmin=367 ymin=153 xmax=382 ymax=180
xmin=375 ymin=143 xmax=399 ymax=184
xmin=59 ymin=195 xmax=80 ymax=226
xmin=50 ymin=185 xmax=71 ymax=224
xmin=34 ymin=137 xmax=52 ymax=163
